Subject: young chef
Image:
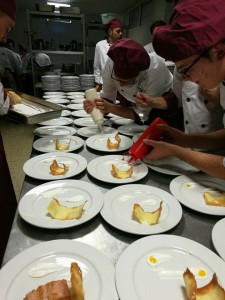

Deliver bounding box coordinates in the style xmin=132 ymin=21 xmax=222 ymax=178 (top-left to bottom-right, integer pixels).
xmin=143 ymin=0 xmax=225 ymax=179
xmin=0 ymin=0 xmax=18 ymax=264
xmin=94 ymin=18 xmax=123 ymax=92
xmin=84 ymin=38 xmax=182 ymax=128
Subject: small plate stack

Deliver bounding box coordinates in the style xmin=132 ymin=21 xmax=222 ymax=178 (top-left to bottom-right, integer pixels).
xmin=61 ymin=76 xmax=81 ymax=91
xmin=79 ymin=74 xmax=95 ymax=90
xmin=41 ymin=75 xmax=61 ymax=91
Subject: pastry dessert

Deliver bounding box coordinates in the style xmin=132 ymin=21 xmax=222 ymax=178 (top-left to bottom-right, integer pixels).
xmin=111 ymin=164 xmax=133 ymax=179
xmin=50 ymin=160 xmax=69 ymax=175
xmin=24 ymin=262 xmax=84 ymax=300
xmin=183 ymin=268 xmax=225 ymax=300
xmin=7 ymin=90 xmax=22 ymax=104
xmin=107 ymin=133 xmax=121 ymax=149
xmin=47 ymin=198 xmax=87 ymax=220
xmin=203 ymin=191 xmax=225 ymax=207
xmin=132 ymin=201 xmax=162 ymax=225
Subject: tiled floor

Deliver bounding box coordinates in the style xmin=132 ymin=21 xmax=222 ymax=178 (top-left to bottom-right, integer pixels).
xmin=0 ymin=118 xmax=34 ymax=201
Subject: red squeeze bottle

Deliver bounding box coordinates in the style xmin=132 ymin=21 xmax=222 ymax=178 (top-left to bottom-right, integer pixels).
xmin=129 ymin=117 xmax=167 ymax=161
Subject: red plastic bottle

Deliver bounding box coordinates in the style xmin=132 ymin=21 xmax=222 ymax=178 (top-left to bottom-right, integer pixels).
xmin=129 ymin=117 xmax=167 ymax=161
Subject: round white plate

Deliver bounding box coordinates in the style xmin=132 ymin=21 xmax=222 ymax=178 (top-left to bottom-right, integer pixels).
xmin=71 ymin=98 xmax=84 ymax=103
xmin=33 ymin=135 xmax=84 ymax=153
xmin=18 ymin=180 xmax=104 ymax=229
xmin=44 ymin=91 xmax=66 ymax=96
xmin=116 ymin=234 xmax=225 ymax=300
xmin=43 ymin=95 xmax=67 ymax=99
xmin=101 ymin=184 xmax=182 ymax=235
xmin=0 ymin=240 xmax=118 ymax=300
xmin=143 ymin=156 xmax=199 ymax=176
xmin=87 ymin=155 xmax=148 ymax=184
xmin=38 ymin=117 xmax=73 ymax=126
xmin=212 ymin=218 xmax=225 ymax=260
xmin=132 ymin=133 xmax=142 ymax=143
xmin=46 ymin=98 xmax=70 ymax=104
xmin=77 ymin=126 xmax=117 ymax=138
xmin=67 ymin=103 xmax=84 ymax=110
xmin=118 ymin=124 xmax=148 ymax=136
xmin=111 ymin=117 xmax=134 ymax=126
xmin=33 ymin=126 xmax=76 ymax=137
xmin=74 ymin=117 xmax=96 ymax=127
xmin=86 ymin=134 xmax=133 ymax=152
xmin=170 ymin=174 xmax=225 ymax=215
xmin=66 ymin=91 xmax=85 ymax=96
xmin=71 ymin=110 xmax=90 ymax=118
xmin=23 ymin=152 xmax=87 ymax=180
xmin=61 ymin=109 xmax=71 ymax=117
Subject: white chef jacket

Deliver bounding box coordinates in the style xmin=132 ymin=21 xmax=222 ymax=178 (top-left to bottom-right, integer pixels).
xmin=93 ymin=39 xmax=110 ymax=85
xmin=144 ymin=42 xmax=154 ymax=53
xmin=173 ymin=68 xmax=224 ymax=133
xmin=0 ymin=47 xmax=22 ymax=74
xmin=100 ymin=52 xmax=173 ymax=115
xmin=0 ymin=82 xmax=10 ymax=115
xmin=35 ymin=53 xmax=51 ymax=67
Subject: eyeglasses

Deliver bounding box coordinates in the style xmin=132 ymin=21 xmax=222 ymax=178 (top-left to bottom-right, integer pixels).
xmin=177 ymin=49 xmax=209 ymax=77
xmin=111 ymin=69 xmax=137 ymax=85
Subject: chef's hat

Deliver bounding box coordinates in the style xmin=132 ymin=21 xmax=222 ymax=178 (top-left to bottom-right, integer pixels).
xmin=107 ymin=38 xmax=150 ymax=79
xmin=104 ymin=18 xmax=123 ymax=33
xmin=0 ymin=0 xmax=16 ymax=21
xmin=152 ymin=0 xmax=225 ymax=61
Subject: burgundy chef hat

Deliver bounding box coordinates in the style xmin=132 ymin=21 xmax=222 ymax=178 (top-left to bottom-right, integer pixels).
xmin=107 ymin=38 xmax=150 ymax=79
xmin=104 ymin=18 xmax=123 ymax=34
xmin=0 ymin=0 xmax=16 ymax=21
xmin=152 ymin=0 xmax=225 ymax=62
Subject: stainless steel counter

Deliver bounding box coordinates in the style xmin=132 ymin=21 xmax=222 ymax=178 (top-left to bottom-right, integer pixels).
xmin=2 ymin=136 xmax=221 ymax=268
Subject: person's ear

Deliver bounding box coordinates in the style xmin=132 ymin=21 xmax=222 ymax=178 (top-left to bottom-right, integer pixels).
xmin=211 ymin=43 xmax=225 ymax=60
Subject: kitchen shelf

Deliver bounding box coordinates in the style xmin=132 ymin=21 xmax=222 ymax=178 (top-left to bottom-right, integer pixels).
xmin=31 ymin=50 xmax=84 ymax=55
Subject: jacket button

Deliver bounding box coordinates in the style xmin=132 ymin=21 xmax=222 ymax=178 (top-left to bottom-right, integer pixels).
xmin=186 ymin=97 xmax=191 ymax=102
xmin=222 ymin=81 xmax=225 ymax=86
xmin=204 ymin=99 xmax=208 ymax=104
xmin=185 ymin=120 xmax=189 ymax=124
xmin=201 ymin=124 xmax=206 ymax=128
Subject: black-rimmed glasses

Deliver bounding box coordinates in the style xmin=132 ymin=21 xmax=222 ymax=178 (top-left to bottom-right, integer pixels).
xmin=110 ymin=69 xmax=137 ymax=85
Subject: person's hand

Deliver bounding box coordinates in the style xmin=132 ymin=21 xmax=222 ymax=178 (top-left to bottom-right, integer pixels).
xmin=94 ymin=99 xmax=112 ymax=114
xmin=143 ymin=139 xmax=178 ymax=160
xmin=155 ymin=124 xmax=187 ymax=146
xmin=83 ymin=99 xmax=95 ymax=113
xmin=134 ymin=92 xmax=155 ymax=108
xmin=95 ymin=84 xmax=102 ymax=92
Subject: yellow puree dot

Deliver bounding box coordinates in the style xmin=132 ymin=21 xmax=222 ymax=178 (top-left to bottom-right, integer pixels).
xmin=198 ymin=269 xmax=206 ymax=277
xmin=149 ymin=256 xmax=157 ymax=264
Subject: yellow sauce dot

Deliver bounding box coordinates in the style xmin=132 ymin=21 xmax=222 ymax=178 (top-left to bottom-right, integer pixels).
xmin=149 ymin=256 xmax=157 ymax=264
xmin=198 ymin=269 xmax=206 ymax=277
xmin=186 ymin=184 xmax=192 ymax=188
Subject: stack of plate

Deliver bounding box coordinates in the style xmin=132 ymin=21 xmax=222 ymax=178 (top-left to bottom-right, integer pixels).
xmin=79 ymin=74 xmax=95 ymax=90
xmin=61 ymin=76 xmax=81 ymax=91
xmin=41 ymin=75 xmax=61 ymax=91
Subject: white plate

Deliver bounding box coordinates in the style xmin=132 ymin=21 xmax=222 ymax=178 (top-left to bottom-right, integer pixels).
xmin=18 ymin=180 xmax=103 ymax=229
xmin=46 ymin=98 xmax=70 ymax=104
xmin=170 ymin=174 xmax=225 ymax=215
xmin=33 ymin=135 xmax=84 ymax=153
xmin=67 ymin=103 xmax=84 ymax=110
xmin=77 ymin=126 xmax=117 ymax=138
xmin=43 ymin=95 xmax=67 ymax=99
xmin=44 ymin=91 xmax=66 ymax=96
xmin=61 ymin=109 xmax=71 ymax=117
xmin=143 ymin=156 xmax=199 ymax=176
xmin=116 ymin=234 xmax=225 ymax=300
xmin=101 ymin=184 xmax=182 ymax=235
xmin=0 ymin=240 xmax=118 ymax=300
xmin=33 ymin=126 xmax=76 ymax=137
xmin=71 ymin=98 xmax=84 ymax=103
xmin=71 ymin=110 xmax=90 ymax=118
xmin=23 ymin=152 xmax=87 ymax=180
xmin=111 ymin=117 xmax=134 ymax=125
xmin=74 ymin=117 xmax=96 ymax=127
xmin=66 ymin=91 xmax=85 ymax=96
xmin=87 ymin=155 xmax=148 ymax=184
xmin=212 ymin=218 xmax=225 ymax=260
xmin=86 ymin=134 xmax=133 ymax=152
xmin=118 ymin=124 xmax=148 ymax=136
xmin=38 ymin=117 xmax=73 ymax=126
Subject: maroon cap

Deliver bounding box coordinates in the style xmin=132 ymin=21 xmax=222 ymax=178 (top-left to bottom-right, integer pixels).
xmin=0 ymin=0 xmax=16 ymax=21
xmin=104 ymin=18 xmax=123 ymax=33
xmin=152 ymin=0 xmax=225 ymax=61
xmin=107 ymin=38 xmax=150 ymax=79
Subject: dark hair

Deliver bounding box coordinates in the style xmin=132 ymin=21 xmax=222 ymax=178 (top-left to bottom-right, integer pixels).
xmin=150 ymin=20 xmax=167 ymax=35
xmin=6 ymin=38 xmax=15 ymax=48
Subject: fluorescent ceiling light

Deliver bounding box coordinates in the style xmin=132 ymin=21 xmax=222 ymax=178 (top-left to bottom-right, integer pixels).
xmin=47 ymin=2 xmax=71 ymax=7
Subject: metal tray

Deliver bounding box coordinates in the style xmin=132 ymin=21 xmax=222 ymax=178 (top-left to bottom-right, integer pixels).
xmin=8 ymin=93 xmax=62 ymax=124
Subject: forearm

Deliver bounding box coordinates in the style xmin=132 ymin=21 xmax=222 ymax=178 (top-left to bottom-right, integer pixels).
xmin=174 ymin=147 xmax=225 ymax=179
xmin=107 ymin=103 xmax=136 ymax=119
xmin=151 ymin=97 xmax=169 ymax=109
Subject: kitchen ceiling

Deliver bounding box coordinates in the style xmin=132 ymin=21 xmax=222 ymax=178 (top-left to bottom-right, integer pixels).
xmin=17 ymin=0 xmax=143 ymax=16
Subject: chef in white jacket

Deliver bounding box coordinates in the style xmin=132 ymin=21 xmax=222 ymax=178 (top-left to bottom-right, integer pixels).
xmin=93 ymin=18 xmax=123 ymax=91
xmin=85 ymin=38 xmax=177 ymax=125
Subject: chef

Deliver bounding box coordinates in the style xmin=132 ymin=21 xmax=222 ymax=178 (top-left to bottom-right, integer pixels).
xmin=84 ymin=38 xmax=180 ymax=127
xmin=0 ymin=0 xmax=18 ymax=264
xmin=94 ymin=18 xmax=123 ymax=92
xmin=142 ymin=0 xmax=225 ymax=180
